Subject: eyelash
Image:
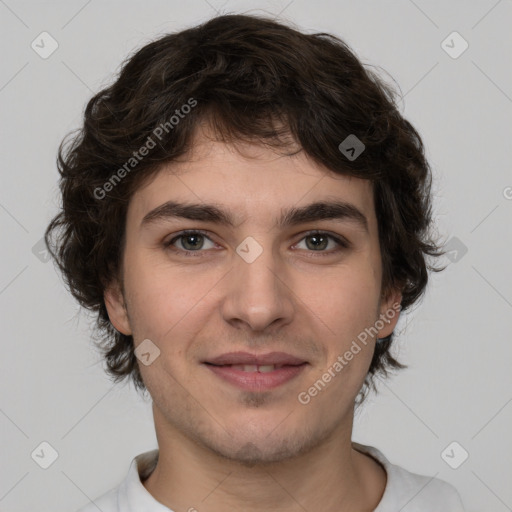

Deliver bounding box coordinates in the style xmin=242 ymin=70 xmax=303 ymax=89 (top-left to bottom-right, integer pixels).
xmin=163 ymin=229 xmax=350 ymax=258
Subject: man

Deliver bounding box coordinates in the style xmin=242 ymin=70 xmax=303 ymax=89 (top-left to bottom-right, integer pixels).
xmin=45 ymin=13 xmax=465 ymax=512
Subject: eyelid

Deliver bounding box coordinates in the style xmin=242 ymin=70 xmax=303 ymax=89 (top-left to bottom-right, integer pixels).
xmin=164 ymin=229 xmax=351 ymax=255
xmin=298 ymin=230 xmax=351 ymax=250
xmin=164 ymin=229 xmax=215 ymax=249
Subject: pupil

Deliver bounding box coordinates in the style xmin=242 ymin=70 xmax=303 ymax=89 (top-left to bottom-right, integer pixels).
xmin=184 ymin=234 xmax=202 ymax=250
xmin=307 ymin=235 xmax=327 ymax=250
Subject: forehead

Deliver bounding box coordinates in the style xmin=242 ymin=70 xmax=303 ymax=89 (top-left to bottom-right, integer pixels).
xmin=127 ymin=130 xmax=376 ymax=230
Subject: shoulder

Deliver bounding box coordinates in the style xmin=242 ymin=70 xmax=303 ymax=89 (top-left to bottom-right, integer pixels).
xmin=387 ymin=461 xmax=465 ymax=511
xmin=74 ymin=449 xmax=159 ymax=512
xmin=353 ymin=442 xmax=465 ymax=512
xmin=75 ymin=487 xmax=118 ymax=512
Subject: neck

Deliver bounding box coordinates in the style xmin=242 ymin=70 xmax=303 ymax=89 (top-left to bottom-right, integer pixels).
xmin=142 ymin=408 xmax=386 ymax=512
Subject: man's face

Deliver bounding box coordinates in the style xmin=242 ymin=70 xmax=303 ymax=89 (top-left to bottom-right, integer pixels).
xmin=105 ymin=129 xmax=400 ymax=464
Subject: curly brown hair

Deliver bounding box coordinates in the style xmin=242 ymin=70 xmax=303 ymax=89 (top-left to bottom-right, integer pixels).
xmin=45 ymin=13 xmax=443 ymax=401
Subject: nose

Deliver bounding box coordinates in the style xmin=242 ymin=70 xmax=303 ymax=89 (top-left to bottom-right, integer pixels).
xmin=219 ymin=239 xmax=295 ymax=333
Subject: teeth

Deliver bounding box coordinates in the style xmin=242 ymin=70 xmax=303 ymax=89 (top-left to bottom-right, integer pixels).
xmin=258 ymin=365 xmax=276 ymax=373
xmin=230 ymin=364 xmax=277 ymax=372
xmin=232 ymin=364 xmax=259 ymax=372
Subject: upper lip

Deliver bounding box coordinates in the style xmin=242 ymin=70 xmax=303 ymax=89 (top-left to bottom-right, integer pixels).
xmin=204 ymin=351 xmax=307 ymax=366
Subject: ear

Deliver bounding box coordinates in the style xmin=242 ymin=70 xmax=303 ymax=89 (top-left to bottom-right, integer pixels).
xmin=377 ymin=288 xmax=402 ymax=339
xmin=104 ymin=280 xmax=132 ymax=335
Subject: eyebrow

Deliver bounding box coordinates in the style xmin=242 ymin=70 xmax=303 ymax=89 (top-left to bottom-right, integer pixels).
xmin=140 ymin=198 xmax=369 ymax=233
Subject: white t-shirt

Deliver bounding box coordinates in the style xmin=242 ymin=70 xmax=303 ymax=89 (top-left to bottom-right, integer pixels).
xmin=76 ymin=442 xmax=465 ymax=511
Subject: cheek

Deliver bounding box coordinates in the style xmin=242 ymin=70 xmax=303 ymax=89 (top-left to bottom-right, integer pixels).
xmin=124 ymin=252 xmax=216 ymax=343
xmin=307 ymin=267 xmax=380 ymax=333
xmin=304 ymin=273 xmax=381 ymax=386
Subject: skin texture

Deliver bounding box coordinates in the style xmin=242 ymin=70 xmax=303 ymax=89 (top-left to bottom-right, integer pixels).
xmin=104 ymin=126 xmax=401 ymax=512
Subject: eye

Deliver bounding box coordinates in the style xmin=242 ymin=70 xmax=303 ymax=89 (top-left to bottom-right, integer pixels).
xmin=294 ymin=231 xmax=349 ymax=254
xmin=163 ymin=229 xmax=350 ymax=258
xmin=164 ymin=230 xmax=216 ymax=257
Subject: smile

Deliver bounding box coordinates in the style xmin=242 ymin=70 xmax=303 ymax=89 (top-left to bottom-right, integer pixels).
xmin=204 ymin=362 xmax=308 ymax=391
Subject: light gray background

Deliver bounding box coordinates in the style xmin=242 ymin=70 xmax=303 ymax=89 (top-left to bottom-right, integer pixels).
xmin=1 ymin=1 xmax=511 ymax=511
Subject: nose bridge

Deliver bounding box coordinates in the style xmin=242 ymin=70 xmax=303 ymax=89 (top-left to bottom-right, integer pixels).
xmin=238 ymin=238 xmax=279 ymax=290
xmin=235 ymin=234 xmax=282 ymax=301
xmin=222 ymin=234 xmax=294 ymax=331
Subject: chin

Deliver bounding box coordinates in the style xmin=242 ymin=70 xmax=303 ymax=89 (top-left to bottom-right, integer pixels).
xmin=210 ymin=438 xmax=305 ymax=467
xmin=202 ymin=422 xmax=327 ymax=467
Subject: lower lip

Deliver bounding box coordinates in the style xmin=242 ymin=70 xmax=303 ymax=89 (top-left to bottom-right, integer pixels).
xmin=204 ymin=363 xmax=307 ymax=391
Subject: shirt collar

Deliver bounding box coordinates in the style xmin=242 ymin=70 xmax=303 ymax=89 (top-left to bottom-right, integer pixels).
xmin=116 ymin=449 xmax=171 ymax=511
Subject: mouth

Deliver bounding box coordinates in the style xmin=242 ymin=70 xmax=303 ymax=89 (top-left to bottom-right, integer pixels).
xmin=205 ymin=363 xmax=300 ymax=373
xmin=202 ymin=352 xmax=308 ymax=391
xmin=203 ymin=351 xmax=307 ymax=366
